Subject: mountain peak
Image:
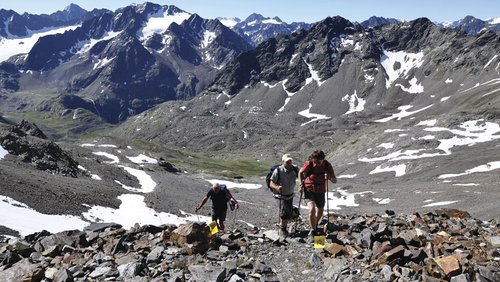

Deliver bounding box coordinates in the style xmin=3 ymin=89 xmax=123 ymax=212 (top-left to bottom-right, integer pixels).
xmin=63 ymin=3 xmax=85 ymax=13
xmin=245 ymin=13 xmax=266 ymax=22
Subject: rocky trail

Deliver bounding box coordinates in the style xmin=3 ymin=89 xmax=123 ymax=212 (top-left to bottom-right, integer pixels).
xmin=0 ymin=208 xmax=498 ymax=281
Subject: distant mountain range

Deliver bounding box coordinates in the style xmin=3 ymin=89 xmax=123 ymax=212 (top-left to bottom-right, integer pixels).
xmin=441 ymin=15 xmax=500 ymax=35
xmin=0 ymin=2 xmax=498 ymax=127
xmin=218 ymin=13 xmax=312 ymax=46
xmin=1 ymin=2 xmax=252 ymax=123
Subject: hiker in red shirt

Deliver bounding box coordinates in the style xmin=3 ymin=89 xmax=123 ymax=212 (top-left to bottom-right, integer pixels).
xmin=298 ymin=149 xmax=337 ymax=241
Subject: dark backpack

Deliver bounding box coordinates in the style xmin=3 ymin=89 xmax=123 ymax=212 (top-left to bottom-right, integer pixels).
xmin=220 ymin=184 xmax=238 ymax=210
xmin=265 ymin=165 xmax=298 ymax=192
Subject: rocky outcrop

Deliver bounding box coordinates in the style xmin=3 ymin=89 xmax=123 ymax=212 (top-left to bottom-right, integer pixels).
xmin=0 ymin=209 xmax=497 ymax=281
xmin=0 ymin=120 xmax=78 ymax=176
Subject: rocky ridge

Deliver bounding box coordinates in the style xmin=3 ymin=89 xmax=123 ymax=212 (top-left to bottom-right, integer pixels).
xmin=0 ymin=209 xmax=498 ymax=281
xmin=0 ymin=120 xmax=79 ymax=176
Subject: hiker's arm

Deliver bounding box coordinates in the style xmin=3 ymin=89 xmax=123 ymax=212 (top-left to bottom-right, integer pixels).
xmin=329 ymin=174 xmax=337 ymax=184
xmin=270 ymin=180 xmax=283 ymax=193
xmin=230 ymin=197 xmax=239 ymax=209
xmin=195 ymin=197 xmax=209 ymax=212
xmin=227 ymin=190 xmax=239 ymax=208
xmin=328 ymin=164 xmax=337 ymax=184
xmin=298 ymin=167 xmax=307 ymax=192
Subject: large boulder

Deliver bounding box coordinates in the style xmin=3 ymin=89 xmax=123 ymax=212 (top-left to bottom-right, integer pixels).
xmin=170 ymin=222 xmax=211 ymax=254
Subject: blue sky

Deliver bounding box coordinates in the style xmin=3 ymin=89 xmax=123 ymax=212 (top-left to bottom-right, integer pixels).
xmin=2 ymin=0 xmax=499 ymax=23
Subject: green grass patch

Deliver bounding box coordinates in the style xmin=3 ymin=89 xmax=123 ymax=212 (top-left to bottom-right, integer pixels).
xmin=130 ymin=139 xmax=268 ymax=178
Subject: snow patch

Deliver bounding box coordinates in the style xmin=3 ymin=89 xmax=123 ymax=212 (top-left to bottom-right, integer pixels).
xmin=375 ymin=105 xmax=433 ymax=123
xmin=438 ymin=161 xmax=500 ymax=179
xmin=0 ymin=145 xmax=7 ymax=159
xmin=201 ymin=30 xmax=217 ymax=48
xmin=423 ymin=201 xmax=459 ymax=207
xmin=370 ymin=164 xmax=406 ymax=177
xmin=342 ymin=90 xmax=366 ymax=115
xmin=138 ymin=9 xmax=190 ymax=41
xmin=0 ymin=25 xmax=80 ymax=62
xmin=380 ymin=49 xmax=424 ymax=89
xmin=298 ymin=103 xmax=330 ymax=126
xmin=126 ymin=154 xmax=158 ymax=164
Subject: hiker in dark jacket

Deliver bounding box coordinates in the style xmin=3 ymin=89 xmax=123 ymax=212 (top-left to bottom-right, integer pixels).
xmin=195 ymin=183 xmax=238 ymax=231
xmin=298 ymin=149 xmax=336 ymax=240
xmin=269 ymin=153 xmax=298 ymax=236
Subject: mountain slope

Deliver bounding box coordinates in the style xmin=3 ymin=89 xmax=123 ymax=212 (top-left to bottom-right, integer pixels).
xmin=0 ymin=2 xmax=252 ymax=124
xmin=113 ymin=17 xmax=500 ymax=221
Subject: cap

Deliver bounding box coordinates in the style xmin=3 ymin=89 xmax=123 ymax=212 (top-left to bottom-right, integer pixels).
xmin=282 ymin=153 xmax=293 ymax=162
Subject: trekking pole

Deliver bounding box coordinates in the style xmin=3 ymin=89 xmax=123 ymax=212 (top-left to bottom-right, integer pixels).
xmin=279 ymin=193 xmax=282 ymax=236
xmin=325 ymin=172 xmax=329 ymax=225
xmin=195 ymin=205 xmax=200 ymax=222
xmin=232 ymin=208 xmax=237 ymax=230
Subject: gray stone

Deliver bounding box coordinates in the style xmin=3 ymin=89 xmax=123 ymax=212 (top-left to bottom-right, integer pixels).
xmin=324 ymin=258 xmax=347 ymax=279
xmin=360 ymin=228 xmax=374 ymax=249
xmin=489 ymin=236 xmax=500 ymax=247
xmin=88 ymin=266 xmax=113 ymax=279
xmin=381 ymin=264 xmax=395 ymax=281
xmin=309 ymin=253 xmax=323 ymax=268
xmin=228 ymin=273 xmax=245 ymax=282
xmin=450 ymin=273 xmax=471 ymax=282
xmin=188 ymin=265 xmax=226 ymax=282
xmin=146 ymin=245 xmax=165 ymax=263
xmin=0 ymin=258 xmax=44 ymax=282
xmin=118 ymin=262 xmax=142 ymax=278
xmin=53 ymin=268 xmax=74 ymax=282
xmin=84 ymin=222 xmax=122 ymax=233
xmin=477 ymin=265 xmax=500 ymax=282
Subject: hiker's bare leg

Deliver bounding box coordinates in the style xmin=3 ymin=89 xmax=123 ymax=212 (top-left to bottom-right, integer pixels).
xmin=316 ymin=207 xmax=324 ymax=229
xmin=307 ymin=201 xmax=317 ymax=230
xmin=281 ymin=219 xmax=289 ymax=229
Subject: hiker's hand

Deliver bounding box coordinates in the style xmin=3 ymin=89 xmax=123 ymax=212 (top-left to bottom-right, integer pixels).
xmin=298 ymin=183 xmax=303 ymax=192
xmin=195 ymin=206 xmax=200 ymax=212
xmin=278 ymin=186 xmax=283 ymax=193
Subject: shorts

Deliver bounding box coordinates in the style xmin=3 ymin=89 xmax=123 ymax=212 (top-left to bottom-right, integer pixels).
xmin=275 ymin=197 xmax=293 ymax=220
xmin=211 ymin=208 xmax=227 ymax=222
xmin=304 ymin=189 xmax=325 ymax=208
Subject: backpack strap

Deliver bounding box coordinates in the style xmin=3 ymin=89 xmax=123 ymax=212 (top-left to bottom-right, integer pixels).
xmin=304 ymin=160 xmax=329 ymax=178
